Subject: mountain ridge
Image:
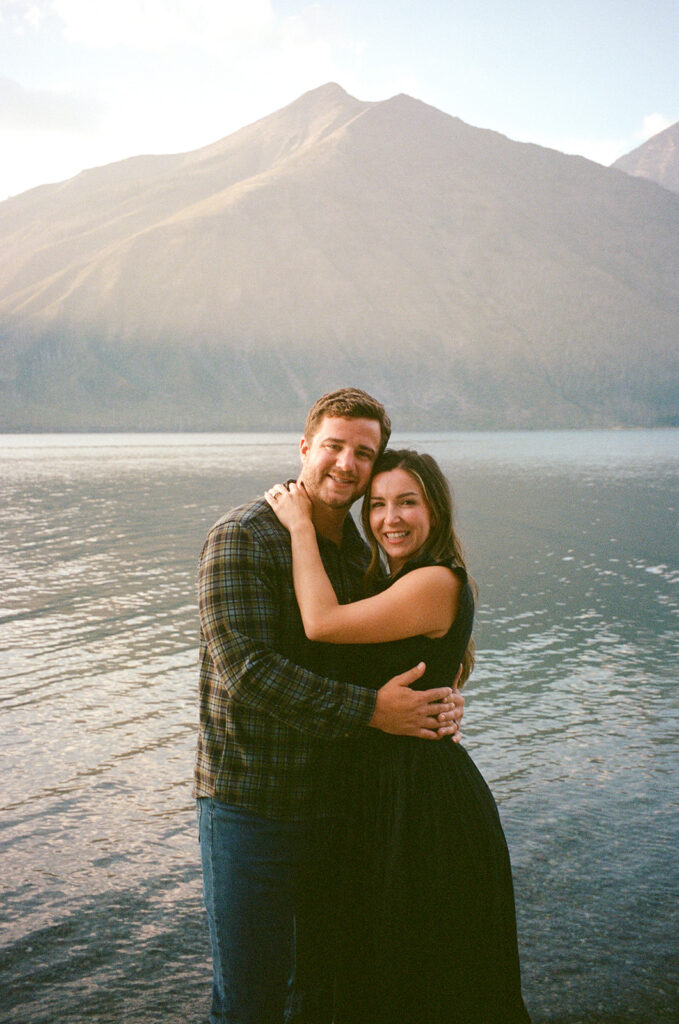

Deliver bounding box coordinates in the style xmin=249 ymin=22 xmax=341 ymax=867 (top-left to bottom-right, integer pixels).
xmin=1 ymin=85 xmax=678 ymax=430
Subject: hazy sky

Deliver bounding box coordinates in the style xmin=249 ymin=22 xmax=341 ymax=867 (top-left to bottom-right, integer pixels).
xmin=1 ymin=0 xmax=677 ymax=200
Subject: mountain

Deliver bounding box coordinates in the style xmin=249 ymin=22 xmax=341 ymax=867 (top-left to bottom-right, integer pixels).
xmin=612 ymin=121 xmax=679 ymax=195
xmin=1 ymin=83 xmax=678 ymax=430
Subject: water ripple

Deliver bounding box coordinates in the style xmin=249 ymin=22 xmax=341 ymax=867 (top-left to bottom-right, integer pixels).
xmin=1 ymin=431 xmax=678 ymax=1023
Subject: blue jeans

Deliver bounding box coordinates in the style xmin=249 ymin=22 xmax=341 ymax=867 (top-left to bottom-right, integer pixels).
xmin=197 ymin=798 xmax=341 ymax=1024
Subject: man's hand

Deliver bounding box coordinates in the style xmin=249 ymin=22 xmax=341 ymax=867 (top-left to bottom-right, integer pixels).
xmin=435 ymin=665 xmax=464 ymax=742
xmin=435 ymin=687 xmax=464 ymax=742
xmin=369 ymin=663 xmax=456 ymax=740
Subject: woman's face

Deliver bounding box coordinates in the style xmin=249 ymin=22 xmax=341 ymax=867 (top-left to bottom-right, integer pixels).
xmin=368 ymin=467 xmax=432 ymax=573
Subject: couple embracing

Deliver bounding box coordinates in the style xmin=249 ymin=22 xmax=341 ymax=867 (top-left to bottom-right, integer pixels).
xmin=195 ymin=388 xmax=530 ymax=1024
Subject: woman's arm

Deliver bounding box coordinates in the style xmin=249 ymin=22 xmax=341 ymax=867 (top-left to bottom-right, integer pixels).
xmin=265 ymin=483 xmax=461 ymax=644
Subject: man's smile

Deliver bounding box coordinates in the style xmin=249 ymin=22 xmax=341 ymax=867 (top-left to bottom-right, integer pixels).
xmin=327 ymin=473 xmax=356 ymax=485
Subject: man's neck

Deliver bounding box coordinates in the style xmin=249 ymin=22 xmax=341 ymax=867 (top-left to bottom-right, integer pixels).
xmin=310 ymin=501 xmax=349 ymax=547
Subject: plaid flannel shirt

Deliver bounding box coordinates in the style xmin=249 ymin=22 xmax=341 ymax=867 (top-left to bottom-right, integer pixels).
xmin=194 ymin=496 xmax=377 ymax=820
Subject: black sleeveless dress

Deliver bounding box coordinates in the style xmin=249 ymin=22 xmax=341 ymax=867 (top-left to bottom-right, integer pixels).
xmin=331 ymin=556 xmax=531 ymax=1024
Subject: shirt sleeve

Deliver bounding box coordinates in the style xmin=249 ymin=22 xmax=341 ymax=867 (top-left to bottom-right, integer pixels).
xmin=198 ymin=517 xmax=377 ymax=738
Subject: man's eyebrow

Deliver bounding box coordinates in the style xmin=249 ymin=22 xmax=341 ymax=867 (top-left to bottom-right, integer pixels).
xmin=323 ymin=436 xmax=377 ymax=455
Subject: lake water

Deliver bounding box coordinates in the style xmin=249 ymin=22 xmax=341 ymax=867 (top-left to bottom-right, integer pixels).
xmin=1 ymin=430 xmax=677 ymax=1024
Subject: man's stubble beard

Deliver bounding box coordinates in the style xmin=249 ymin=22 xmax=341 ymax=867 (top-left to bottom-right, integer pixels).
xmin=300 ymin=469 xmax=364 ymax=514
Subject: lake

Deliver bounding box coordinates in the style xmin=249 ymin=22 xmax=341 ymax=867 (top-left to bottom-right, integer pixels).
xmin=1 ymin=430 xmax=677 ymax=1024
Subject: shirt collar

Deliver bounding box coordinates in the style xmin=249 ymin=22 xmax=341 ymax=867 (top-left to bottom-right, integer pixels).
xmin=316 ymin=510 xmax=368 ymax=561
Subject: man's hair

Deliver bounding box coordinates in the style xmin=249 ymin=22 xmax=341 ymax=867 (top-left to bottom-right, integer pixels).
xmin=304 ymin=388 xmax=391 ymax=454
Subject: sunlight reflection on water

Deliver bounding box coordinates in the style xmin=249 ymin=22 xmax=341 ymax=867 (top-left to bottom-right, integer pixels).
xmin=1 ymin=430 xmax=678 ymax=1023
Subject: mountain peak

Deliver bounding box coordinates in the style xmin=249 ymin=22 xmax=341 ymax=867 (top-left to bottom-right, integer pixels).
xmin=613 ymin=120 xmax=679 ymax=195
xmin=302 ymin=82 xmax=350 ymax=100
xmin=278 ymin=81 xmax=365 ymax=119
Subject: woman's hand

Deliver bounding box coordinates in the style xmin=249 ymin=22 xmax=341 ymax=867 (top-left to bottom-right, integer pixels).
xmin=265 ymin=481 xmax=313 ymax=532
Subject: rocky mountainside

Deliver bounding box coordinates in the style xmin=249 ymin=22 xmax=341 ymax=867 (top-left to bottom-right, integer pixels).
xmin=1 ymin=83 xmax=678 ymax=430
xmin=613 ymin=121 xmax=679 ymax=195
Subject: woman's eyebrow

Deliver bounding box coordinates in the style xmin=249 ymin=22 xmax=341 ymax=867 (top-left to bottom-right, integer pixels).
xmin=371 ymin=490 xmax=419 ymax=500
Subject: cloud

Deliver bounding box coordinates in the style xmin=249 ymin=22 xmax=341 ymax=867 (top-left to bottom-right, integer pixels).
xmin=637 ymin=113 xmax=673 ymax=141
xmin=0 ymin=76 xmax=101 ymax=133
xmin=556 ymin=137 xmax=634 ymax=167
xmin=517 ymin=111 xmax=677 ymax=167
xmin=51 ymin=0 xmax=277 ymax=51
xmin=508 ymin=129 xmax=632 ymax=167
xmin=0 ymin=0 xmax=360 ymax=198
xmin=1 ymin=1 xmax=49 ymax=32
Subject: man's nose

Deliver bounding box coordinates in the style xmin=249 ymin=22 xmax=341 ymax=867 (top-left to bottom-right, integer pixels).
xmin=335 ymin=449 xmax=355 ymax=473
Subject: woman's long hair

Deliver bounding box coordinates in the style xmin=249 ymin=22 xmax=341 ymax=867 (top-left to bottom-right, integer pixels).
xmin=360 ymin=449 xmax=476 ymax=686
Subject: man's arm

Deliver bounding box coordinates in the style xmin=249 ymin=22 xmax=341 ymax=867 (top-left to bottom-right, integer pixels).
xmin=199 ymin=517 xmax=376 ymax=738
xmin=199 ymin=517 xmax=456 ymax=739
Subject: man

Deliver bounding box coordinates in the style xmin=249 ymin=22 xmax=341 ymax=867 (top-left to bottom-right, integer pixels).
xmin=196 ymin=388 xmax=463 ymax=1024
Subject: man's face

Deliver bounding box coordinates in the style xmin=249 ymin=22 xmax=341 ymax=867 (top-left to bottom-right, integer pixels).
xmin=299 ymin=415 xmax=382 ymax=511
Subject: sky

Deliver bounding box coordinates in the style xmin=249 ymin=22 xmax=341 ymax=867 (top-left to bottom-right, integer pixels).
xmin=1 ymin=0 xmax=677 ymax=201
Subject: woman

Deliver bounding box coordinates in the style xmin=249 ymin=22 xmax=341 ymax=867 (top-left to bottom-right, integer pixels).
xmin=266 ymin=450 xmax=530 ymax=1024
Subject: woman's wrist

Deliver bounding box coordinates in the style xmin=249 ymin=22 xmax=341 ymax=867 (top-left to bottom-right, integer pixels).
xmin=289 ymin=518 xmax=315 ymax=538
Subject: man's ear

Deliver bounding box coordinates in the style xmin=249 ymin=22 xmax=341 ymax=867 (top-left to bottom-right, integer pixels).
xmin=299 ymin=436 xmax=310 ymax=459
